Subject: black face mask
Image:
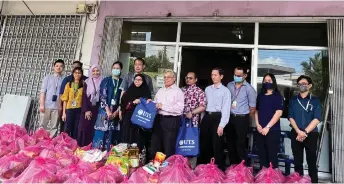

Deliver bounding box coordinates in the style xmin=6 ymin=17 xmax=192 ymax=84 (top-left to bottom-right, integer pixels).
xmin=263 ymin=82 xmax=273 ymax=89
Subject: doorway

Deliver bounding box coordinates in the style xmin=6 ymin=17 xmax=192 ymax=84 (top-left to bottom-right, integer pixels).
xmin=179 ymin=47 xmax=252 ymax=90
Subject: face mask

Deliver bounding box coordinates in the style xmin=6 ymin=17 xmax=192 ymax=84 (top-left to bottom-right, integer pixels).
xmin=263 ymin=82 xmax=273 ymax=89
xmin=112 ymin=69 xmax=121 ymax=76
xmin=234 ymin=76 xmax=243 ymax=83
xmin=299 ymin=85 xmax=308 ymax=93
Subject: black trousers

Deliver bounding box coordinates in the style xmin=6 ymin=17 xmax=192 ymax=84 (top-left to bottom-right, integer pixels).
xmin=255 ymin=130 xmax=280 ymax=168
xmin=151 ymin=115 xmax=181 ymax=158
xmin=198 ymin=113 xmax=225 ymax=170
xmin=225 ymin=114 xmax=250 ymax=165
xmin=291 ymin=130 xmax=319 ymax=183
xmin=64 ymin=108 xmax=81 ymax=140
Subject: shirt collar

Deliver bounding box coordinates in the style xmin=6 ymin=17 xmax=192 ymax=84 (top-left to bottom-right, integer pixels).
xmin=212 ymin=83 xmax=223 ymax=89
xmin=298 ymin=93 xmax=312 ymax=99
xmin=165 ymin=84 xmax=176 ymax=90
xmin=53 ymin=73 xmax=61 ymax=77
xmin=230 ymin=80 xmax=247 ymax=86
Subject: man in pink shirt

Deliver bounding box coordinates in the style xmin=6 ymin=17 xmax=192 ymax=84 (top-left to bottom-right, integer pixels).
xmin=150 ymin=71 xmax=185 ymax=158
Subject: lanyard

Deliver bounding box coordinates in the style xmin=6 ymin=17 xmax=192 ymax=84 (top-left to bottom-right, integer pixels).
xmin=234 ymin=86 xmax=242 ymax=100
xmin=112 ymin=78 xmax=119 ymax=99
xmin=73 ymin=82 xmax=79 ymax=98
xmin=297 ymin=94 xmax=312 ymax=112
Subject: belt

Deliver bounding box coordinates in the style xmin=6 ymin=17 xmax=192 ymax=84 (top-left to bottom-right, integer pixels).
xmin=158 ymin=114 xmax=180 ymax=118
xmin=231 ymin=113 xmax=248 ymax=117
xmin=206 ymin=111 xmax=221 ymax=115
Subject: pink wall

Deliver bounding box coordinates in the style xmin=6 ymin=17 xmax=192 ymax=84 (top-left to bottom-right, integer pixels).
xmin=91 ymin=1 xmax=344 ymax=65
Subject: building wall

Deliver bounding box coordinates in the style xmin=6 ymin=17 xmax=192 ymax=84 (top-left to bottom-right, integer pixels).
xmin=2 ymin=0 xmax=98 ymax=69
xmin=90 ymin=1 xmax=344 ymax=66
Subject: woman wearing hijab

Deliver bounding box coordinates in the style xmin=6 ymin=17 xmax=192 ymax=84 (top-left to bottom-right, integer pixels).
xmin=77 ymin=64 xmax=103 ymax=147
xmin=92 ymin=61 xmax=123 ymax=151
xmin=120 ymin=74 xmax=152 ymax=144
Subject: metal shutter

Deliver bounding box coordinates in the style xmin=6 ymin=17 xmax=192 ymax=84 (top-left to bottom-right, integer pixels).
xmin=0 ymin=15 xmax=83 ymax=131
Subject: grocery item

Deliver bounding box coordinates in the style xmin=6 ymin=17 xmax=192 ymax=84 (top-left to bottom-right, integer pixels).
xmin=120 ymin=151 xmax=130 ymax=175
xmin=81 ymin=149 xmax=107 ymax=163
xmin=106 ymin=155 xmax=122 ymax=165
xmin=129 ymin=156 xmax=139 ymax=168
xmin=153 ymin=152 xmax=166 ymax=168
xmin=142 ymin=162 xmax=157 ymax=175
xmin=112 ymin=143 xmax=129 ymax=156
xmin=128 ymin=143 xmax=140 ymax=168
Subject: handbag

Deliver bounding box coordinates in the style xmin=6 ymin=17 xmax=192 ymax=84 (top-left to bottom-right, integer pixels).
xmin=175 ymin=116 xmax=200 ymax=157
xmin=131 ymin=98 xmax=157 ymax=129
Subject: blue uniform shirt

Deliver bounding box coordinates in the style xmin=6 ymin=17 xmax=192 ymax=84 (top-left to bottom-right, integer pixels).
xmin=227 ymin=81 xmax=257 ymax=115
xmin=256 ymin=92 xmax=284 ymax=131
xmin=288 ymin=94 xmax=322 ymax=132
xmin=59 ymin=75 xmax=88 ymax=95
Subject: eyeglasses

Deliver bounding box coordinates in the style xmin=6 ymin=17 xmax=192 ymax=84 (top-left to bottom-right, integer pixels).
xmin=134 ymin=79 xmax=143 ymax=82
xmin=185 ymin=77 xmax=194 ymax=80
xmin=298 ymin=83 xmax=309 ymax=86
xmin=164 ymin=76 xmax=174 ymax=79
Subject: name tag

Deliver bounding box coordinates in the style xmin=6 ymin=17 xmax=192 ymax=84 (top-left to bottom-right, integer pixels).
xmin=111 ymin=99 xmax=117 ymax=106
xmin=232 ymin=100 xmax=237 ymax=109
xmin=71 ymin=100 xmax=77 ymax=107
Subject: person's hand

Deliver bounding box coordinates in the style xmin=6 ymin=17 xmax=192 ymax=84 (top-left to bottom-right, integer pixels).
xmin=39 ymin=105 xmax=45 ymax=113
xmin=85 ymin=111 xmax=92 ymax=120
xmin=217 ymin=126 xmax=224 ymax=137
xmin=156 ymin=103 xmax=163 ymax=109
xmin=146 ymin=99 xmax=152 ymax=104
xmin=133 ymin=99 xmax=141 ymax=104
xmin=186 ymin=112 xmax=193 ymax=119
xmin=113 ymin=110 xmax=119 ymax=118
xmin=256 ymin=124 xmax=263 ymax=134
xmin=106 ymin=110 xmax=113 ymax=119
xmin=62 ymin=113 xmax=67 ymax=122
xmin=297 ymin=129 xmax=307 ymax=139
xmin=261 ymin=127 xmax=270 ymax=136
xmin=296 ymin=134 xmax=304 ymax=142
xmin=119 ymin=110 xmax=123 ymax=121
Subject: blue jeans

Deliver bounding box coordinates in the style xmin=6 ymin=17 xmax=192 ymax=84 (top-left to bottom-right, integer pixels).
xmin=64 ymin=108 xmax=81 ymax=140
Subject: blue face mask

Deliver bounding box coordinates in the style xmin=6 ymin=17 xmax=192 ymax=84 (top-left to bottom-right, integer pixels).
xmin=234 ymin=76 xmax=243 ymax=83
xmin=112 ymin=69 xmax=121 ymax=76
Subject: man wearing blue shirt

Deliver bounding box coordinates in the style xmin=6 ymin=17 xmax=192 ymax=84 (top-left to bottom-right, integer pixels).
xmin=288 ymin=75 xmax=321 ymax=183
xmin=198 ymin=67 xmax=231 ymax=171
xmin=226 ymin=66 xmax=257 ymax=165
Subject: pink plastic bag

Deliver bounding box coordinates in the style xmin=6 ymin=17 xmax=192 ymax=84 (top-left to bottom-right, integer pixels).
xmin=56 ymin=162 xmax=95 ymax=182
xmin=64 ymin=174 xmax=97 ymax=183
xmin=194 ymin=158 xmax=225 ymax=182
xmin=6 ymin=157 xmax=61 ymax=183
xmin=159 ymin=162 xmax=195 ymax=183
xmin=286 ymin=172 xmax=311 ymax=183
xmin=165 ymin=154 xmax=189 ymax=166
xmin=19 ymin=145 xmax=44 ymax=158
xmin=0 ymin=153 xmax=31 ymax=179
xmin=56 ymin=151 xmax=79 ymax=168
xmin=127 ymin=167 xmax=150 ymax=183
xmin=0 ymin=124 xmax=27 ymax=144
xmin=31 ymin=128 xmax=51 ymax=141
xmin=255 ymin=163 xmax=285 ymax=183
xmin=224 ymin=160 xmax=254 ymax=183
xmin=89 ymin=165 xmax=124 ymax=183
xmin=39 ymin=147 xmax=57 ymax=159
xmin=52 ymin=132 xmax=78 ymax=152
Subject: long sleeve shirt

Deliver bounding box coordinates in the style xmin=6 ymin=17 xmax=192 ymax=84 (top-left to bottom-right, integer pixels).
xmin=154 ymin=84 xmax=184 ymax=116
xmin=205 ymin=83 xmax=231 ymax=128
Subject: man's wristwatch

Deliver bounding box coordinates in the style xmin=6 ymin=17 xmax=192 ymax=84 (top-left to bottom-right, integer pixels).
xmin=266 ymin=125 xmax=271 ymax=129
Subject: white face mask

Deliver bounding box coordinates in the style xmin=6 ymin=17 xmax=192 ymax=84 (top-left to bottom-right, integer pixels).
xmin=112 ymin=69 xmax=120 ymax=76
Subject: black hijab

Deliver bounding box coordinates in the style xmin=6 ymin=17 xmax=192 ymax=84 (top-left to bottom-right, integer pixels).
xmin=121 ymin=74 xmax=152 ymax=111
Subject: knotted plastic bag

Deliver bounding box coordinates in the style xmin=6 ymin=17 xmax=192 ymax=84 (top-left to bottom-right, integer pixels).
xmin=159 ymin=162 xmax=195 ymax=183
xmin=193 ymin=158 xmax=225 ymax=183
xmin=89 ymin=165 xmax=124 ymax=183
xmin=224 ymin=160 xmax=254 ymax=183
xmin=286 ymin=172 xmax=311 ymax=183
xmin=254 ymin=162 xmax=285 ymax=183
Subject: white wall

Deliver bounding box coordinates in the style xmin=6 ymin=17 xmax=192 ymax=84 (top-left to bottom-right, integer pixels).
xmin=2 ymin=0 xmax=97 ymax=69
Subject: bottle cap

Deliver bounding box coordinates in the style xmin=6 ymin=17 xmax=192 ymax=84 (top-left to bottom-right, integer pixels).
xmin=132 ymin=143 xmax=138 ymax=147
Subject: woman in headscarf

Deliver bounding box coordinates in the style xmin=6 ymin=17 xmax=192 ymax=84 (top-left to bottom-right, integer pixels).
xmin=120 ymin=74 xmax=152 ymax=145
xmin=92 ymin=61 xmax=123 ymax=151
xmin=77 ymin=64 xmax=103 ymax=147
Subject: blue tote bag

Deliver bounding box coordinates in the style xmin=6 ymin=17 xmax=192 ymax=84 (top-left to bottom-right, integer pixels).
xmin=175 ymin=116 xmax=200 ymax=157
xmin=131 ymin=98 xmax=157 ymax=129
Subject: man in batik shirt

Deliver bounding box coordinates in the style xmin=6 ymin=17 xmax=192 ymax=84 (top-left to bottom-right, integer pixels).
xmin=181 ymin=72 xmax=206 ymax=168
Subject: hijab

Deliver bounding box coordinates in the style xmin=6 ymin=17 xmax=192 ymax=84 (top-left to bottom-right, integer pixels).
xmin=85 ymin=64 xmax=103 ymax=104
xmin=122 ymin=74 xmax=151 ymax=109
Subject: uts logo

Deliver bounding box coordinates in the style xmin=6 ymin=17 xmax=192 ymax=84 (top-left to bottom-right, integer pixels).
xmin=137 ymin=109 xmax=152 ymax=119
xmin=179 ymin=140 xmax=195 ymax=145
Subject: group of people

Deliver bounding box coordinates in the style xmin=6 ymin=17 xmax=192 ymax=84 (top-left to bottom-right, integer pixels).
xmin=39 ymin=58 xmax=321 ymax=183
